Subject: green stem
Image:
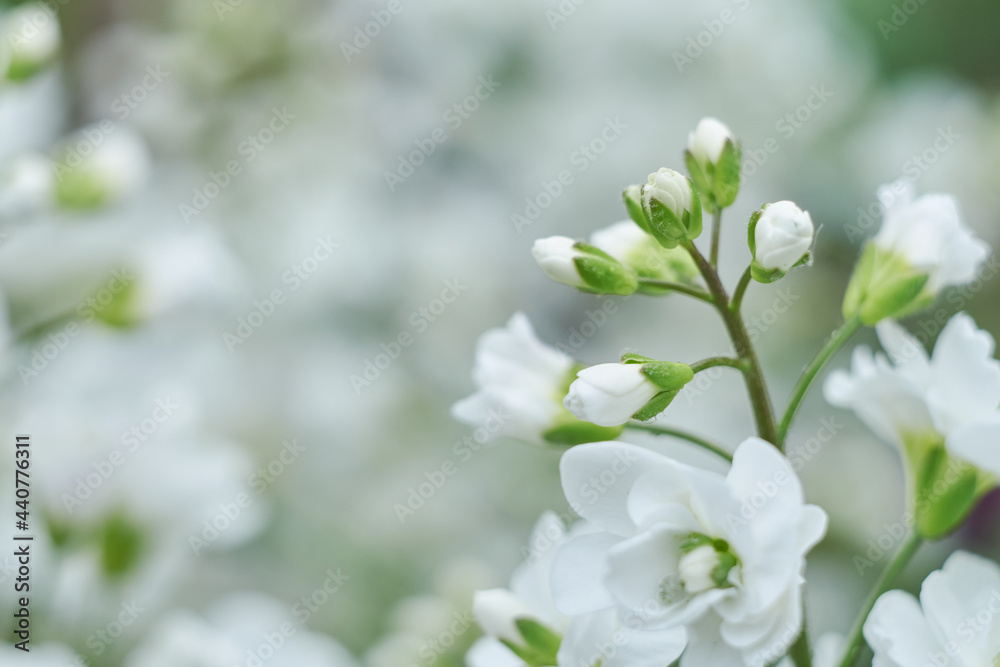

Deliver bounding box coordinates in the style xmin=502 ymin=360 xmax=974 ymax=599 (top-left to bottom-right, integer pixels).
xmin=777 ymin=315 xmax=862 ymax=447
xmin=690 ymin=356 xmax=749 ymax=374
xmin=730 ymin=266 xmax=753 ymax=314
xmin=788 ymin=604 xmax=814 ymax=667
xmin=684 ymin=241 xmax=779 ymax=446
xmin=625 ymin=423 xmax=732 ymax=462
xmin=637 ymin=279 xmax=715 ymax=304
xmin=710 ymin=208 xmax=723 ymax=267
xmin=837 ymin=534 xmax=922 ymax=667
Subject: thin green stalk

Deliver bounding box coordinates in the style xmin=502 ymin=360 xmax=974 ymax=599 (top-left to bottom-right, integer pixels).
xmin=684 ymin=241 xmax=779 ymax=446
xmin=637 ymin=279 xmax=715 ymax=304
xmin=730 ymin=266 xmax=753 ymax=313
xmin=837 ymin=534 xmax=922 ymax=667
xmin=777 ymin=315 xmax=862 ymax=447
xmin=690 ymin=356 xmax=749 ymax=374
xmin=625 ymin=423 xmax=732 ymax=462
xmin=710 ymin=208 xmax=723 ymax=267
xmin=787 ymin=604 xmax=814 ymax=667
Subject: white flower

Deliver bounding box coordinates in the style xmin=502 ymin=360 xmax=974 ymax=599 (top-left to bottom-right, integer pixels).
xmin=3 ymin=3 xmax=61 ymax=81
xmin=825 ymin=312 xmax=1000 ymax=478
xmin=873 ymin=181 xmax=989 ymax=296
xmin=123 ymin=592 xmax=358 ymax=667
xmin=864 ymin=551 xmax=1000 ymax=667
xmin=552 ymin=438 xmax=828 ymax=667
xmin=563 ymin=364 xmax=661 ymax=427
xmin=453 ymin=313 xmax=622 ymax=445
xmin=687 ymin=117 xmax=734 ymax=169
xmin=467 ymin=512 xmax=687 ymax=667
xmin=752 ymin=201 xmax=814 ymax=273
xmin=532 ymin=236 xmax=588 ymax=289
xmin=643 ymin=168 xmax=693 ymax=222
xmin=0 ymin=151 xmax=53 ymax=217
xmin=589 ymin=220 xmax=698 ymax=284
xmin=54 ymin=125 xmax=151 ymax=209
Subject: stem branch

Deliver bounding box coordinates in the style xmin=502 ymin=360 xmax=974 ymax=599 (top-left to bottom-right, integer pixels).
xmin=777 ymin=315 xmax=862 ymax=447
xmin=837 ymin=534 xmax=922 ymax=667
xmin=637 ymin=279 xmax=715 ymax=304
xmin=710 ymin=208 xmax=723 ymax=267
xmin=730 ymin=266 xmax=753 ymax=313
xmin=625 ymin=423 xmax=732 ymax=462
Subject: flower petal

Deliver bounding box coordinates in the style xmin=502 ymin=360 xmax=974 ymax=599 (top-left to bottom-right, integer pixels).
xmin=550 ymin=532 xmax=620 ymax=616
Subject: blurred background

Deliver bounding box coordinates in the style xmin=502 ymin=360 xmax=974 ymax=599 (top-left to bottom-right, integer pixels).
xmin=0 ymin=0 xmax=997 ymax=664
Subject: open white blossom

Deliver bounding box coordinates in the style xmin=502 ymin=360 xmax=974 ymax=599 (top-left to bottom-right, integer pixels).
xmin=452 ymin=313 xmax=623 ymax=446
xmin=825 ymin=312 xmax=1000 ymax=478
xmin=552 ymin=439 xmax=827 ymax=667
xmin=468 ymin=512 xmax=687 ymax=667
xmin=873 ymin=181 xmax=988 ymax=296
xmin=864 ymin=551 xmax=1000 ymax=667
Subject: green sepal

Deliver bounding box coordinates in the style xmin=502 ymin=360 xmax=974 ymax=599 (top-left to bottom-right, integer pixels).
xmin=685 ymin=187 xmax=704 ymax=242
xmin=571 ymin=242 xmax=638 ymax=296
xmin=911 ymin=443 xmax=981 ymax=540
xmin=542 ymin=420 xmax=624 ymax=446
xmin=684 ymin=149 xmax=714 ymax=213
xmin=620 ymin=353 xmax=656 ymax=364
xmin=641 ymin=361 xmax=694 ymax=392
xmin=99 ymin=513 xmax=145 ymax=579
xmin=631 ymin=390 xmax=679 ymax=422
xmin=679 ymin=533 xmax=715 ymax=553
xmin=645 ymin=197 xmax=686 ymax=248
xmin=858 ymin=274 xmax=929 ymax=326
xmin=623 ymin=185 xmax=651 ymax=233
xmin=712 ymin=551 xmax=739 ymax=588
xmin=746 ymin=208 xmax=762 ymax=257
xmin=499 ymin=619 xmax=562 ymax=667
xmin=712 ymin=139 xmax=741 ymax=209
xmin=842 ymin=242 xmax=877 ymax=320
xmin=750 ymin=259 xmax=786 ymax=284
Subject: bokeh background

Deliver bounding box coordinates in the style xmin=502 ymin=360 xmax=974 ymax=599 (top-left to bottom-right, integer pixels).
xmin=0 ymin=0 xmax=997 ymax=664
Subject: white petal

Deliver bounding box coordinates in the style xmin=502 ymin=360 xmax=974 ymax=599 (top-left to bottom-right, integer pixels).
xmin=864 ymin=590 xmax=947 ymax=667
xmin=927 ymin=313 xmax=1000 ymax=433
xmin=473 ymin=589 xmax=535 ymax=643
xmin=564 ymin=364 xmax=660 ymax=427
xmin=949 ymin=417 xmax=1000 ymax=478
xmin=550 ymin=532 xmax=620 ymax=616
xmin=559 ymin=442 xmax=671 ymax=535
xmin=920 ymin=550 xmax=1000 ymax=663
xmin=603 ymin=625 xmax=688 ymax=667
xmin=875 ymin=320 xmax=931 ymax=386
xmin=466 ymin=637 xmax=523 ymax=667
xmin=605 ymin=525 xmax=686 ymax=613
xmin=681 ymin=616 xmax=746 ymax=667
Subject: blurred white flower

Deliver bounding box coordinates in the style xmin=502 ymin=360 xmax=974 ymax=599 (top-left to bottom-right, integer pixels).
xmin=825 ymin=313 xmax=1000 ymax=478
xmin=124 ymin=592 xmax=358 ymax=667
xmin=687 ymin=117 xmax=733 ymax=170
xmin=2 ymin=3 xmax=60 ymax=82
xmin=864 ymin=551 xmax=1000 ymax=667
xmin=553 ymin=439 xmax=827 ymax=667
xmin=53 ymin=125 xmax=151 ymax=210
xmin=589 ymin=220 xmax=698 ymax=285
xmin=751 ymin=201 xmax=814 ymax=274
xmin=452 ymin=313 xmax=623 ymax=445
xmin=0 ymin=151 xmax=53 ymax=218
xmin=825 ymin=313 xmax=1000 ymax=537
xmin=843 ymin=181 xmax=990 ymax=323
xmin=468 ymin=512 xmax=687 ymax=667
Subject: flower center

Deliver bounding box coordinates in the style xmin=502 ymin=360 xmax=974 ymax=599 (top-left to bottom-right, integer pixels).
xmin=677 ymin=533 xmax=739 ymax=594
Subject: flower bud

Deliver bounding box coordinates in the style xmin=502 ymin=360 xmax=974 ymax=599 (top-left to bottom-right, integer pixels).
xmin=473 ymin=589 xmax=561 ymax=666
xmin=589 ymin=220 xmax=699 ymax=289
xmin=748 ymin=201 xmax=814 ymax=283
xmin=641 ymin=168 xmax=703 ymax=248
xmin=684 ymin=117 xmax=741 ymax=210
xmin=563 ymin=358 xmax=693 ymax=427
xmin=531 ymin=236 xmax=637 ymax=295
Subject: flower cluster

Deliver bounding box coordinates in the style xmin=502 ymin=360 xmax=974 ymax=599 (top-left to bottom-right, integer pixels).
xmin=454 ymin=117 xmax=997 ymax=667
